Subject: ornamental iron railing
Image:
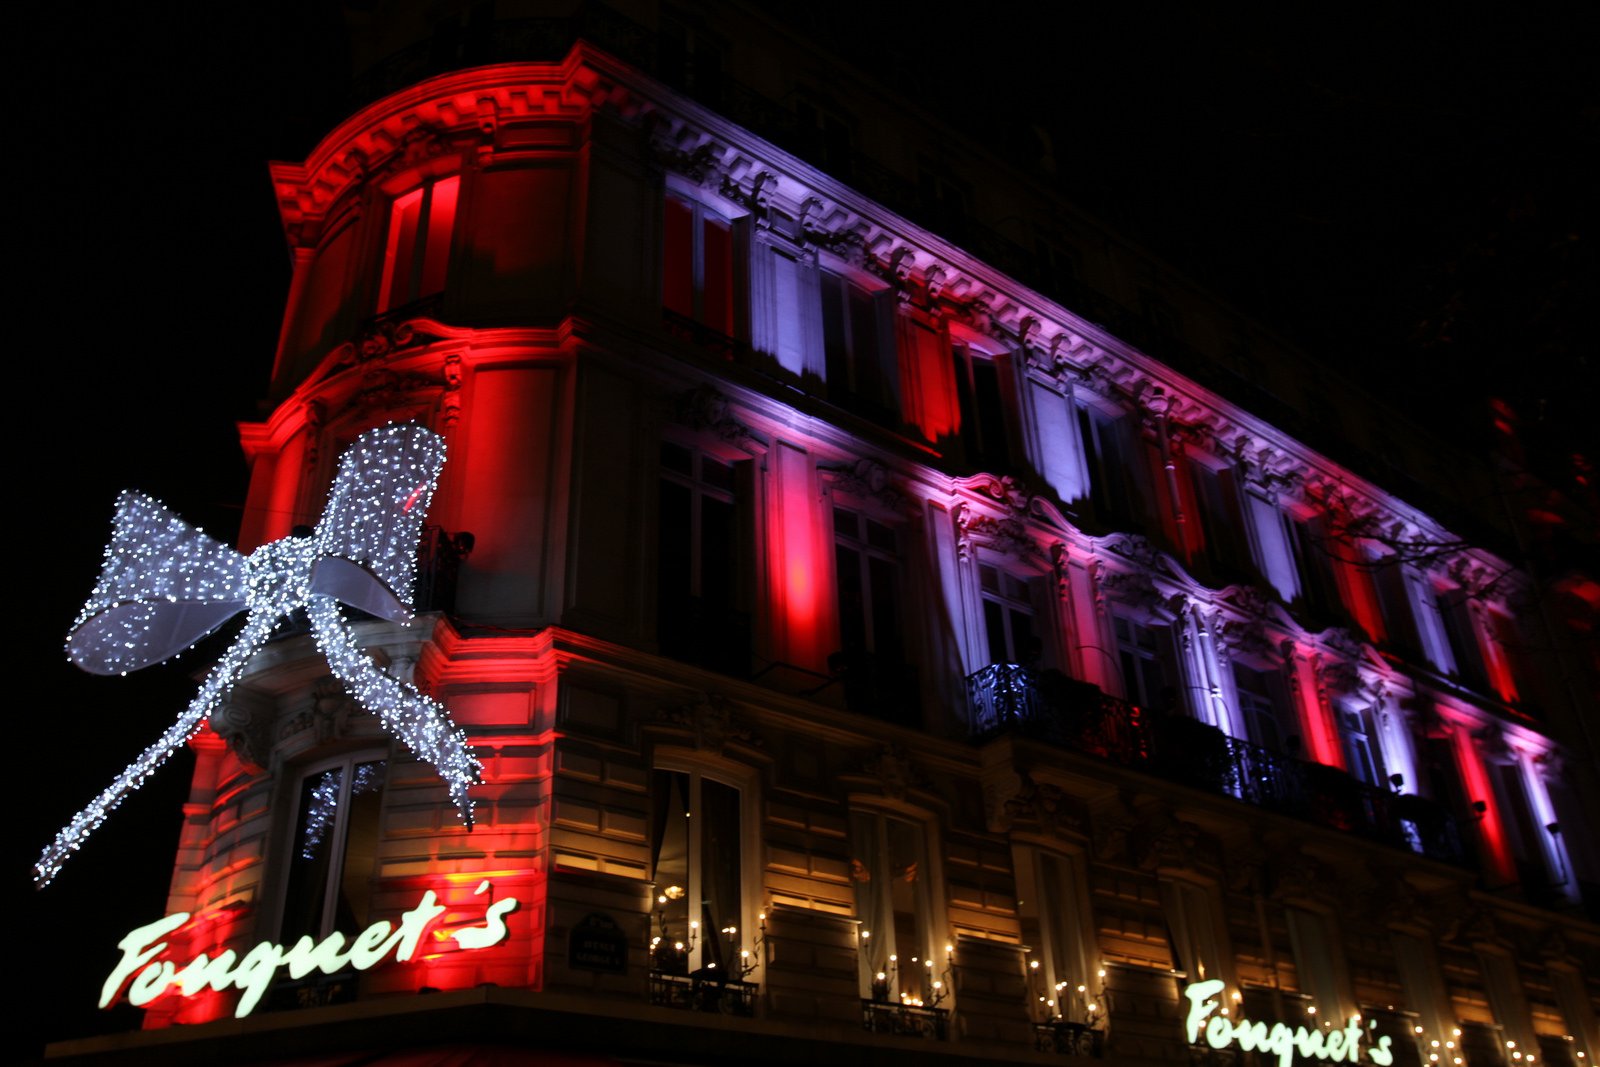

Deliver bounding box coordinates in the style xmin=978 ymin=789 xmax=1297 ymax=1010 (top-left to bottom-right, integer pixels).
xmin=862 ymin=999 xmax=949 ymax=1040
xmin=968 ymin=664 xmax=1467 ymax=867
xmin=649 ymin=969 xmax=757 ymax=1017
xmin=1035 ymin=1020 xmax=1106 ymax=1057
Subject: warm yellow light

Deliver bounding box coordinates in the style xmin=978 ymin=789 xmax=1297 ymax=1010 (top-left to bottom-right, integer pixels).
xmin=1030 ymin=960 xmax=1040 ymax=969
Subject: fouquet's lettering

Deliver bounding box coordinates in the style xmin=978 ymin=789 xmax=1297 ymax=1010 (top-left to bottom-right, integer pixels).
xmin=101 ymin=880 xmax=517 ymax=1018
xmin=1184 ymin=980 xmax=1396 ymax=1067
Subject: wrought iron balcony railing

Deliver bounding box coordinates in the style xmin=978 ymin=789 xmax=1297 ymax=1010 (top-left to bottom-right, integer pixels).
xmin=968 ymin=664 xmax=1467 ymax=866
xmin=861 ymin=999 xmax=949 ymax=1040
xmin=1035 ymin=1020 xmax=1106 ymax=1056
xmin=650 ymin=969 xmax=757 ymax=1016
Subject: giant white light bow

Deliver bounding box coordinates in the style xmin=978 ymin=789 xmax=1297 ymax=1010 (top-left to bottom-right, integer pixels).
xmin=35 ymin=423 xmax=480 ymax=887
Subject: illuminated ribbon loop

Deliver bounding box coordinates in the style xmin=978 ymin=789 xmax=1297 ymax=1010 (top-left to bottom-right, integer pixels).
xmin=35 ymin=423 xmax=480 ymax=888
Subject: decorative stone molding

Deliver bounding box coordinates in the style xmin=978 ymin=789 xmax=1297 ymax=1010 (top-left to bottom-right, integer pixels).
xmin=820 ymin=458 xmax=908 ymax=513
xmin=854 ymin=743 xmax=929 ymax=802
xmin=279 ymin=675 xmax=367 ymax=744
xmin=655 ymin=693 xmax=761 ymax=755
xmin=675 ymin=384 xmax=759 ymax=451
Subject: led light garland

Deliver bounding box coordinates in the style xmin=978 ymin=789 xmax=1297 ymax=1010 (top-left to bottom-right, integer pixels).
xmin=35 ymin=424 xmax=480 ymax=887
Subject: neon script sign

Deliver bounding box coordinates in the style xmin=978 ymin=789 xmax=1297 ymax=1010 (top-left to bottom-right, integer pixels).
xmin=103 ymin=880 xmax=517 ymax=1018
xmin=1185 ymin=980 xmax=1396 ymax=1067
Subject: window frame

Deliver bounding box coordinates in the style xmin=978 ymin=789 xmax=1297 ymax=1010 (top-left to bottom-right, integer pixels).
xmin=375 ymin=172 xmax=461 ymax=314
xmin=850 ymin=806 xmax=948 ymax=1006
xmin=818 ymin=256 xmax=898 ymax=419
xmin=661 ymin=178 xmax=748 ymax=339
xmin=648 ymin=750 xmax=763 ymax=982
xmin=272 ymin=748 xmax=391 ymax=945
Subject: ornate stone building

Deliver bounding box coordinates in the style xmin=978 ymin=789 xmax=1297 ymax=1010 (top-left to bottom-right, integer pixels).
xmin=47 ymin=6 xmax=1597 ymax=1065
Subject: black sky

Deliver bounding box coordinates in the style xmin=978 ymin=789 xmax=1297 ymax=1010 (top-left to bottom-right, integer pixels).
xmin=10 ymin=2 xmax=1594 ymax=1058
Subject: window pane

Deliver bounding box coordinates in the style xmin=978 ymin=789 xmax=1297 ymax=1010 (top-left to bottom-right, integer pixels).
xmin=662 ymin=197 xmax=695 ymax=318
xmin=378 ymin=188 xmax=424 ymax=313
xmin=700 ymin=778 xmax=742 ymax=970
xmin=335 ymin=760 xmax=386 ymax=932
xmin=418 ymin=175 xmax=459 ymax=297
xmin=702 ymin=215 xmax=733 ymax=335
xmin=283 ymin=768 xmax=343 ymax=940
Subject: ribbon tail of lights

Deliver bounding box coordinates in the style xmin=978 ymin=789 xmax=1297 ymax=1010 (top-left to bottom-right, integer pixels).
xmin=308 ymin=595 xmax=479 ymax=823
xmin=35 ymin=423 xmax=481 ymax=888
xmin=34 ymin=610 xmax=279 ymax=887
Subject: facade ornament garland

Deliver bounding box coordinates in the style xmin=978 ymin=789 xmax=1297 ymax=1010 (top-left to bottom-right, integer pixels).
xmin=956 ymin=505 xmax=1038 ymax=563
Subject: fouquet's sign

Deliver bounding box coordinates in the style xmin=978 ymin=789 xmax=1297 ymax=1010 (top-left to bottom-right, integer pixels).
xmin=102 ymin=881 xmax=518 ymax=1019
xmin=1184 ymin=980 xmax=1396 ymax=1067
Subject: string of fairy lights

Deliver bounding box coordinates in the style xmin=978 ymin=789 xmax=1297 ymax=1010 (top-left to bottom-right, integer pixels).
xmin=34 ymin=423 xmax=481 ymax=888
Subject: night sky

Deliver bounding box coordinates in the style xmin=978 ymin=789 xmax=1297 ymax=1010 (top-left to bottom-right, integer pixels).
xmin=11 ymin=3 xmax=1593 ymax=1058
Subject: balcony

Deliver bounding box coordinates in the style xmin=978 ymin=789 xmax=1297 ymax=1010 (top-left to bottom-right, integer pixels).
xmin=968 ymin=664 xmax=1467 ymax=866
xmin=861 ymin=999 xmax=949 ymax=1040
xmin=1035 ymin=1020 xmax=1106 ymax=1056
xmin=649 ymin=968 xmax=757 ymax=1016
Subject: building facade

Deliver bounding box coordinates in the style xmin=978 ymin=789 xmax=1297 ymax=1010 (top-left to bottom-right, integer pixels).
xmin=51 ymin=18 xmax=1598 ymax=1067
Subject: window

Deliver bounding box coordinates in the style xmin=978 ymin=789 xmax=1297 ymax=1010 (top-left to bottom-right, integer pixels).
xmin=658 ymin=441 xmax=749 ymax=675
xmin=822 ymin=270 xmax=896 ymax=420
xmin=376 ymin=175 xmax=459 ymax=313
xmin=1190 ymin=462 xmax=1250 ymax=581
xmin=952 ymin=341 xmax=1011 ymax=471
xmin=1339 ymin=705 xmax=1387 ymax=787
xmin=1114 ymin=616 xmax=1176 ymax=712
xmin=1437 ymin=587 xmax=1489 ymax=691
xmin=1285 ymin=908 xmax=1353 ymax=1022
xmin=833 ymin=506 xmax=914 ymax=723
xmin=1373 ymin=558 xmax=1423 ymax=659
xmin=649 ymin=767 xmax=748 ymax=977
xmin=1287 ymin=515 xmax=1342 ymax=624
xmin=1017 ymin=848 xmax=1098 ymax=1023
xmin=280 ymin=755 xmax=387 ymax=942
xmin=852 ymin=811 xmax=940 ymax=1004
xmin=1233 ymin=664 xmax=1290 ymax=753
xmin=1163 ymin=879 xmax=1229 ymax=986
xmin=663 ymin=193 xmax=736 ymax=337
xmin=979 ymin=564 xmax=1038 ymax=666
xmin=1078 ymin=403 xmax=1138 ymax=525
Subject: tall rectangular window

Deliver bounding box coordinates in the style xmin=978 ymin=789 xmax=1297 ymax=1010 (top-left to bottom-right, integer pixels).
xmin=1115 ymin=617 xmax=1174 ymax=711
xmin=1339 ymin=706 xmax=1387 ymax=787
xmin=979 ymin=564 xmax=1037 ymax=666
xmin=1233 ymin=664 xmax=1289 ymax=752
xmin=663 ymin=194 xmax=736 ymax=337
xmin=1437 ymin=588 xmax=1490 ymax=691
xmin=658 ymin=442 xmax=747 ymax=675
xmin=281 ymin=757 xmax=387 ymax=942
xmin=833 ymin=507 xmax=914 ymax=723
xmin=822 ymin=271 xmax=896 ymax=419
xmin=1191 ymin=462 xmax=1249 ymax=581
xmin=1163 ymin=879 xmax=1227 ymax=985
xmin=953 ymin=344 xmax=1010 ymax=471
xmin=650 ymin=769 xmax=745 ymax=976
xmin=377 ymin=175 xmax=459 ymax=313
xmin=1078 ymin=404 xmax=1137 ymax=524
xmin=851 ymin=812 xmax=939 ymax=1004
xmin=1018 ymin=849 xmax=1097 ymax=1024
xmin=1287 ymin=516 xmax=1343 ymax=625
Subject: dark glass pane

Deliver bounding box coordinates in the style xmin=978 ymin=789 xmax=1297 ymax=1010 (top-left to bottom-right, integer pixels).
xmin=701 ymin=455 xmax=736 ymax=493
xmin=866 ymin=518 xmax=896 ymax=552
xmin=984 ymin=599 xmax=1009 ymax=664
xmin=663 ymin=197 xmax=695 ymax=318
xmin=334 ymin=761 xmax=386 ymax=932
xmin=282 ymin=768 xmax=343 ymax=941
xmin=822 ymin=272 xmax=849 ymax=392
xmin=701 ymin=494 xmax=736 ymax=609
xmin=703 ymin=215 xmax=733 ymax=335
xmin=837 ymin=543 xmax=867 ymax=650
xmin=833 ymin=505 xmax=858 ymax=538
xmin=868 ymin=555 xmax=902 ymax=658
xmin=660 ymin=441 xmax=692 ymax=476
xmin=701 ymin=778 xmax=742 ymax=970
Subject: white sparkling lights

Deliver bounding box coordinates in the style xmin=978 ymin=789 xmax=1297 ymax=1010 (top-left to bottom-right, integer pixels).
xmin=35 ymin=424 xmax=480 ymax=887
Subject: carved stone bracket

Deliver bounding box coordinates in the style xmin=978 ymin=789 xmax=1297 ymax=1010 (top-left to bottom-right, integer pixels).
xmin=854 ymin=743 xmax=930 ymax=802
xmin=820 ymin=458 xmax=909 ymax=513
xmin=655 ymin=693 xmax=761 ymax=755
xmin=676 ymin=384 xmax=758 ymax=452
